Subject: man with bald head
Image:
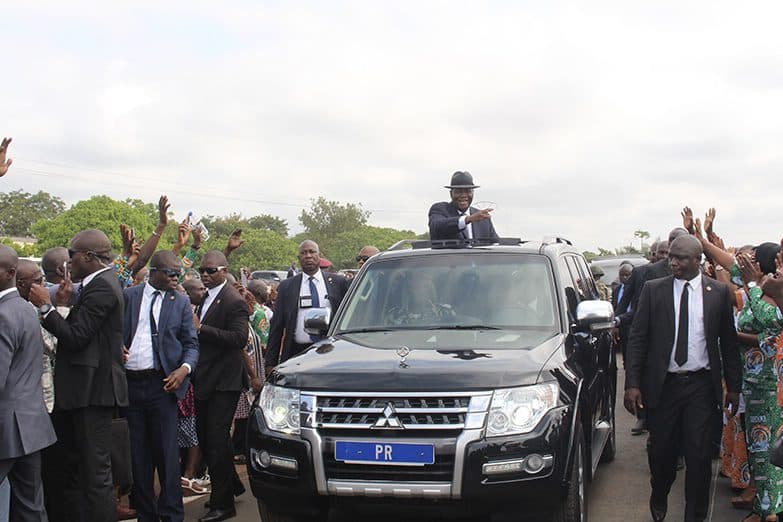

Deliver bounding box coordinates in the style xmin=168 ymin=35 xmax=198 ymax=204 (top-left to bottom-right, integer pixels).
xmin=0 ymin=246 xmax=57 ymax=521
xmin=356 ymin=245 xmax=380 ymax=268
xmin=191 ymin=250 xmax=248 ymax=522
xmin=41 ymin=247 xmax=69 ymax=286
xmin=625 ymin=235 xmax=740 ymax=522
xmin=28 ymin=229 xmax=128 ymax=521
xmin=123 ymin=250 xmax=199 ymax=522
xmin=265 ymin=240 xmax=350 ymax=371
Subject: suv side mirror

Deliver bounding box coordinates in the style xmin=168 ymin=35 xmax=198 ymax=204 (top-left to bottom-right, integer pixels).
xmin=304 ymin=308 xmax=330 ymax=337
xmin=575 ymin=300 xmax=614 ymax=332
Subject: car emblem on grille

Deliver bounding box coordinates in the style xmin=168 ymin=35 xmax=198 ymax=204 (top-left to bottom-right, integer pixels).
xmin=396 ymin=346 xmax=411 ymax=368
xmin=373 ymin=402 xmax=404 ymax=429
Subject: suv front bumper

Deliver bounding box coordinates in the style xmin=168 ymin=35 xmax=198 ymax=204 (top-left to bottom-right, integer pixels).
xmin=247 ymin=405 xmax=572 ymax=518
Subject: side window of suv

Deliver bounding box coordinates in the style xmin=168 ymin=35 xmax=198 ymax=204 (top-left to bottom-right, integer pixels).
xmin=575 ymin=256 xmax=598 ymax=299
xmin=559 ymin=256 xmax=580 ymax=320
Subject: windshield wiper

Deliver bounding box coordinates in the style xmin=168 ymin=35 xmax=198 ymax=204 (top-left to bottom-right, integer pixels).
xmin=338 ymin=327 xmax=399 ymax=334
xmin=426 ymin=325 xmax=501 ymax=330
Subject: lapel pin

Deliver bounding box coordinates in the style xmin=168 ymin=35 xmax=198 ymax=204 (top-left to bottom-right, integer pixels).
xmin=328 ymin=277 xmax=333 ymax=284
xmin=706 ymin=286 xmax=712 ymax=292
xmin=169 ymin=295 xmax=175 ymax=300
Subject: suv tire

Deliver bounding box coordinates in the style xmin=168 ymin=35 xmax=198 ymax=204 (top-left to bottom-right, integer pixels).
xmin=552 ymin=427 xmax=588 ymax=522
xmin=257 ymin=500 xmax=327 ymax=522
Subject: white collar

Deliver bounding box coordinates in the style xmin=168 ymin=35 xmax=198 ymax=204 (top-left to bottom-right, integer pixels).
xmin=207 ymin=280 xmax=227 ymax=297
xmin=304 ymin=270 xmax=323 ymax=283
xmin=675 ymin=273 xmax=702 ymax=290
xmin=143 ymin=282 xmax=164 ymax=298
xmin=0 ymin=287 xmax=18 ymax=300
xmin=82 ymin=266 xmax=113 ymax=288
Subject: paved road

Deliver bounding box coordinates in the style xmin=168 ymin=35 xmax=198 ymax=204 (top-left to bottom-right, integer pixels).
xmin=182 ymin=369 xmax=743 ymax=521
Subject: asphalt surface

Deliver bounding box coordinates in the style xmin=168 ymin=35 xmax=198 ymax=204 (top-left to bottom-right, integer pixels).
xmin=178 ymin=368 xmax=743 ymax=521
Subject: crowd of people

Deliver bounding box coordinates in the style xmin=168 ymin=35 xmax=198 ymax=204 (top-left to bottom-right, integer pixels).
xmin=3 ymin=131 xmax=783 ymax=522
xmin=0 ymin=133 xmax=375 ymax=522
xmin=597 ymin=207 xmax=783 ymax=522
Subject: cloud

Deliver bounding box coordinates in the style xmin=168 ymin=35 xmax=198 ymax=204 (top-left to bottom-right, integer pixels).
xmin=2 ymin=1 xmax=782 ymax=250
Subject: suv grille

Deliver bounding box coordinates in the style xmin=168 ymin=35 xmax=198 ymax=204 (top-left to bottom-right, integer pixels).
xmin=311 ymin=394 xmax=474 ymax=431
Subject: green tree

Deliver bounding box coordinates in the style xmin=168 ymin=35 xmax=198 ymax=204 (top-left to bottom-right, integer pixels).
xmin=31 ymin=195 xmax=160 ymax=253
xmin=325 ymin=225 xmax=417 ymax=269
xmin=198 ymin=228 xmax=298 ymax=273
xmin=201 ymin=213 xmax=290 ymax=239
xmin=633 ymin=229 xmax=650 ymax=251
xmin=0 ymin=190 xmax=66 ymax=236
xmin=0 ymin=237 xmax=39 ymax=257
xmin=299 ymin=197 xmax=370 ymax=251
xmin=247 ymin=214 xmax=289 ymax=237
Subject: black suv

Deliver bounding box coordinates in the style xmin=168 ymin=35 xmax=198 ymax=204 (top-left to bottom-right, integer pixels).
xmin=247 ymin=238 xmax=617 ymax=521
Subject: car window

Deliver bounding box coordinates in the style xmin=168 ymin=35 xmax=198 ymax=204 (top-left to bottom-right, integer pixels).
xmin=575 ymin=256 xmax=598 ymax=299
xmin=335 ymin=253 xmax=560 ymax=341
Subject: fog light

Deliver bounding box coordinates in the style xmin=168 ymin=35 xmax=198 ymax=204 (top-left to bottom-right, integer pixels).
xmin=525 ymin=454 xmax=545 ymax=474
xmin=270 ymin=455 xmax=298 ymax=472
xmin=482 ymin=458 xmax=526 ymax=475
xmin=251 ymin=449 xmax=272 ymax=469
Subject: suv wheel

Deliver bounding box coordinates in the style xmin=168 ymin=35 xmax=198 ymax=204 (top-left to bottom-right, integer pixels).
xmin=257 ymin=500 xmax=327 ymax=522
xmin=552 ymin=427 xmax=588 ymax=522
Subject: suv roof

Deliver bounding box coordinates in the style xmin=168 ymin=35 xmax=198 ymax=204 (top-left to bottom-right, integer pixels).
xmin=379 ymin=237 xmax=582 ymax=260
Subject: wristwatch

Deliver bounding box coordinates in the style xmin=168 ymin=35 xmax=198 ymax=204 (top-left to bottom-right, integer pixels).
xmin=747 ymin=281 xmax=758 ymax=289
xmin=38 ymin=303 xmax=53 ymax=316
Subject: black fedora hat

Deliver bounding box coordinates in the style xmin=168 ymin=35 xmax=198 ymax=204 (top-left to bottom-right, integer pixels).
xmin=445 ymin=171 xmax=480 ymax=189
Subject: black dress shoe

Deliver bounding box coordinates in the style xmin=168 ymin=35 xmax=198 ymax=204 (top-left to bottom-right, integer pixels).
xmin=650 ymin=493 xmax=667 ymax=522
xmin=198 ymin=507 xmax=236 ymax=522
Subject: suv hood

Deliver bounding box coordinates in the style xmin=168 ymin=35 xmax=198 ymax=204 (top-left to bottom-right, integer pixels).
xmin=269 ymin=333 xmax=564 ymax=391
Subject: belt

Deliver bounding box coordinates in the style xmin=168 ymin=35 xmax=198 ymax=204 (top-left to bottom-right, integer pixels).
xmin=126 ymin=368 xmax=162 ymax=379
xmin=667 ymin=368 xmax=710 ymax=379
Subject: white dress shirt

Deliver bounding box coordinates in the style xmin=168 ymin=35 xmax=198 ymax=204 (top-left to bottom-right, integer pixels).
xmin=458 ymin=212 xmax=473 ymax=239
xmin=668 ymin=274 xmax=710 ymax=372
xmin=294 ymin=270 xmax=331 ymax=344
xmin=126 ymin=284 xmax=164 ymax=371
xmin=199 ymin=280 xmax=227 ymax=320
xmin=81 ymin=266 xmax=113 ymax=288
xmin=0 ymin=287 xmax=18 ymax=300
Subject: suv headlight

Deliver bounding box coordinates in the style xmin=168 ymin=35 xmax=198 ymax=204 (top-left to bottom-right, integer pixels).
xmin=259 ymin=384 xmax=301 ymax=435
xmin=487 ymin=383 xmax=559 ymax=437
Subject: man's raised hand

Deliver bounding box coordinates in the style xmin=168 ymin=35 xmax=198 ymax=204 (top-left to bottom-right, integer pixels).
xmin=158 ymin=195 xmax=171 ymax=227
xmin=681 ymin=206 xmax=695 ymax=234
xmin=0 ymin=137 xmax=13 ymax=177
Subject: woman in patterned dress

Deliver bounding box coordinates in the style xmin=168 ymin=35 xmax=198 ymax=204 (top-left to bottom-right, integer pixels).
xmin=736 ymin=245 xmax=783 ymax=522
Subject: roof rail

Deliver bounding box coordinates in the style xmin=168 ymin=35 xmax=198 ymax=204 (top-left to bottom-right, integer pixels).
xmin=541 ymin=236 xmax=572 ymax=246
xmin=386 ymin=238 xmax=523 ymax=251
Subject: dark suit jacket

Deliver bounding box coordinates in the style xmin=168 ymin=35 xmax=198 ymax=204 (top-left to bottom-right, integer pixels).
xmin=625 ymin=275 xmax=741 ymax=409
xmin=615 ymin=259 xmax=669 ymax=327
xmin=123 ymin=283 xmax=199 ymax=400
xmin=192 ymin=283 xmax=248 ymax=401
xmin=0 ymin=290 xmax=57 ymax=459
xmin=42 ymin=269 xmax=128 ymax=410
xmin=265 ymin=272 xmax=350 ymax=368
xmin=428 ymin=202 xmax=499 ymax=241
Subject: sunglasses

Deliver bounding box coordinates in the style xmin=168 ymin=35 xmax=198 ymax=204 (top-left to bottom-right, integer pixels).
xmin=150 ymin=267 xmax=182 ymax=278
xmin=197 ymin=266 xmax=226 ymax=275
xmin=356 ymin=255 xmax=370 ymax=262
xmin=68 ymin=249 xmax=109 ymax=260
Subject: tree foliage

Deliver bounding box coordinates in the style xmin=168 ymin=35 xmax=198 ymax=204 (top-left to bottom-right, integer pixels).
xmin=325 ymin=226 xmax=417 ymax=269
xmin=0 ymin=190 xmax=66 ymax=237
xmin=201 ymin=213 xmax=289 ymax=238
xmin=31 ymin=196 xmax=157 ymax=252
xmin=299 ymin=197 xmax=370 ymax=252
xmin=198 ymin=228 xmax=298 ymax=273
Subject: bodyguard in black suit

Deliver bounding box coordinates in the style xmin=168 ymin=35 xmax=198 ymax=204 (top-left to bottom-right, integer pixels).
xmin=123 ymin=250 xmax=199 ymax=522
xmin=28 ymin=229 xmax=129 ymax=522
xmin=624 ymin=235 xmax=741 ymax=522
xmin=428 ymin=171 xmax=499 ymax=241
xmin=192 ymin=251 xmax=248 ymax=522
xmin=265 ymin=240 xmax=350 ymax=370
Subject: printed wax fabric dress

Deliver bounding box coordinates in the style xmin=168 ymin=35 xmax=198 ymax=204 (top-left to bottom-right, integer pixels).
xmin=738 ymin=285 xmax=783 ymax=517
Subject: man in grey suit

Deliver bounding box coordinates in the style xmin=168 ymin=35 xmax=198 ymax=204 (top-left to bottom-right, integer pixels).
xmin=0 ymin=245 xmax=57 ymax=521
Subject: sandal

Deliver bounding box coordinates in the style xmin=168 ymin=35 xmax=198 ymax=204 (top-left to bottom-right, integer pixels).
xmin=181 ymin=477 xmax=209 ymax=496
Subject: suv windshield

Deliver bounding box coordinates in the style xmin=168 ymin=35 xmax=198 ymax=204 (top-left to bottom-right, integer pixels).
xmin=334 ymin=253 xmax=560 ymax=349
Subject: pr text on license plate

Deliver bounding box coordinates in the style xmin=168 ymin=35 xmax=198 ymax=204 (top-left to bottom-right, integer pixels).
xmin=334 ymin=441 xmax=435 ymax=466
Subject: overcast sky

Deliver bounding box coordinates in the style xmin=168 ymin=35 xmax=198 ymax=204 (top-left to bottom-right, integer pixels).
xmin=2 ymin=1 xmax=781 ymax=251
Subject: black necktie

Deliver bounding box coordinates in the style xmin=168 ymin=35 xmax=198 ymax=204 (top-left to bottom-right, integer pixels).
xmin=308 ymin=277 xmax=321 ymax=342
xmin=149 ymin=290 xmax=163 ymax=371
xmin=674 ymin=282 xmax=689 ymax=366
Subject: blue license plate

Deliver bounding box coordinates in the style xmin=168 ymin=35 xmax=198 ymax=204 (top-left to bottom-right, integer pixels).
xmin=334 ymin=441 xmax=435 ymax=465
